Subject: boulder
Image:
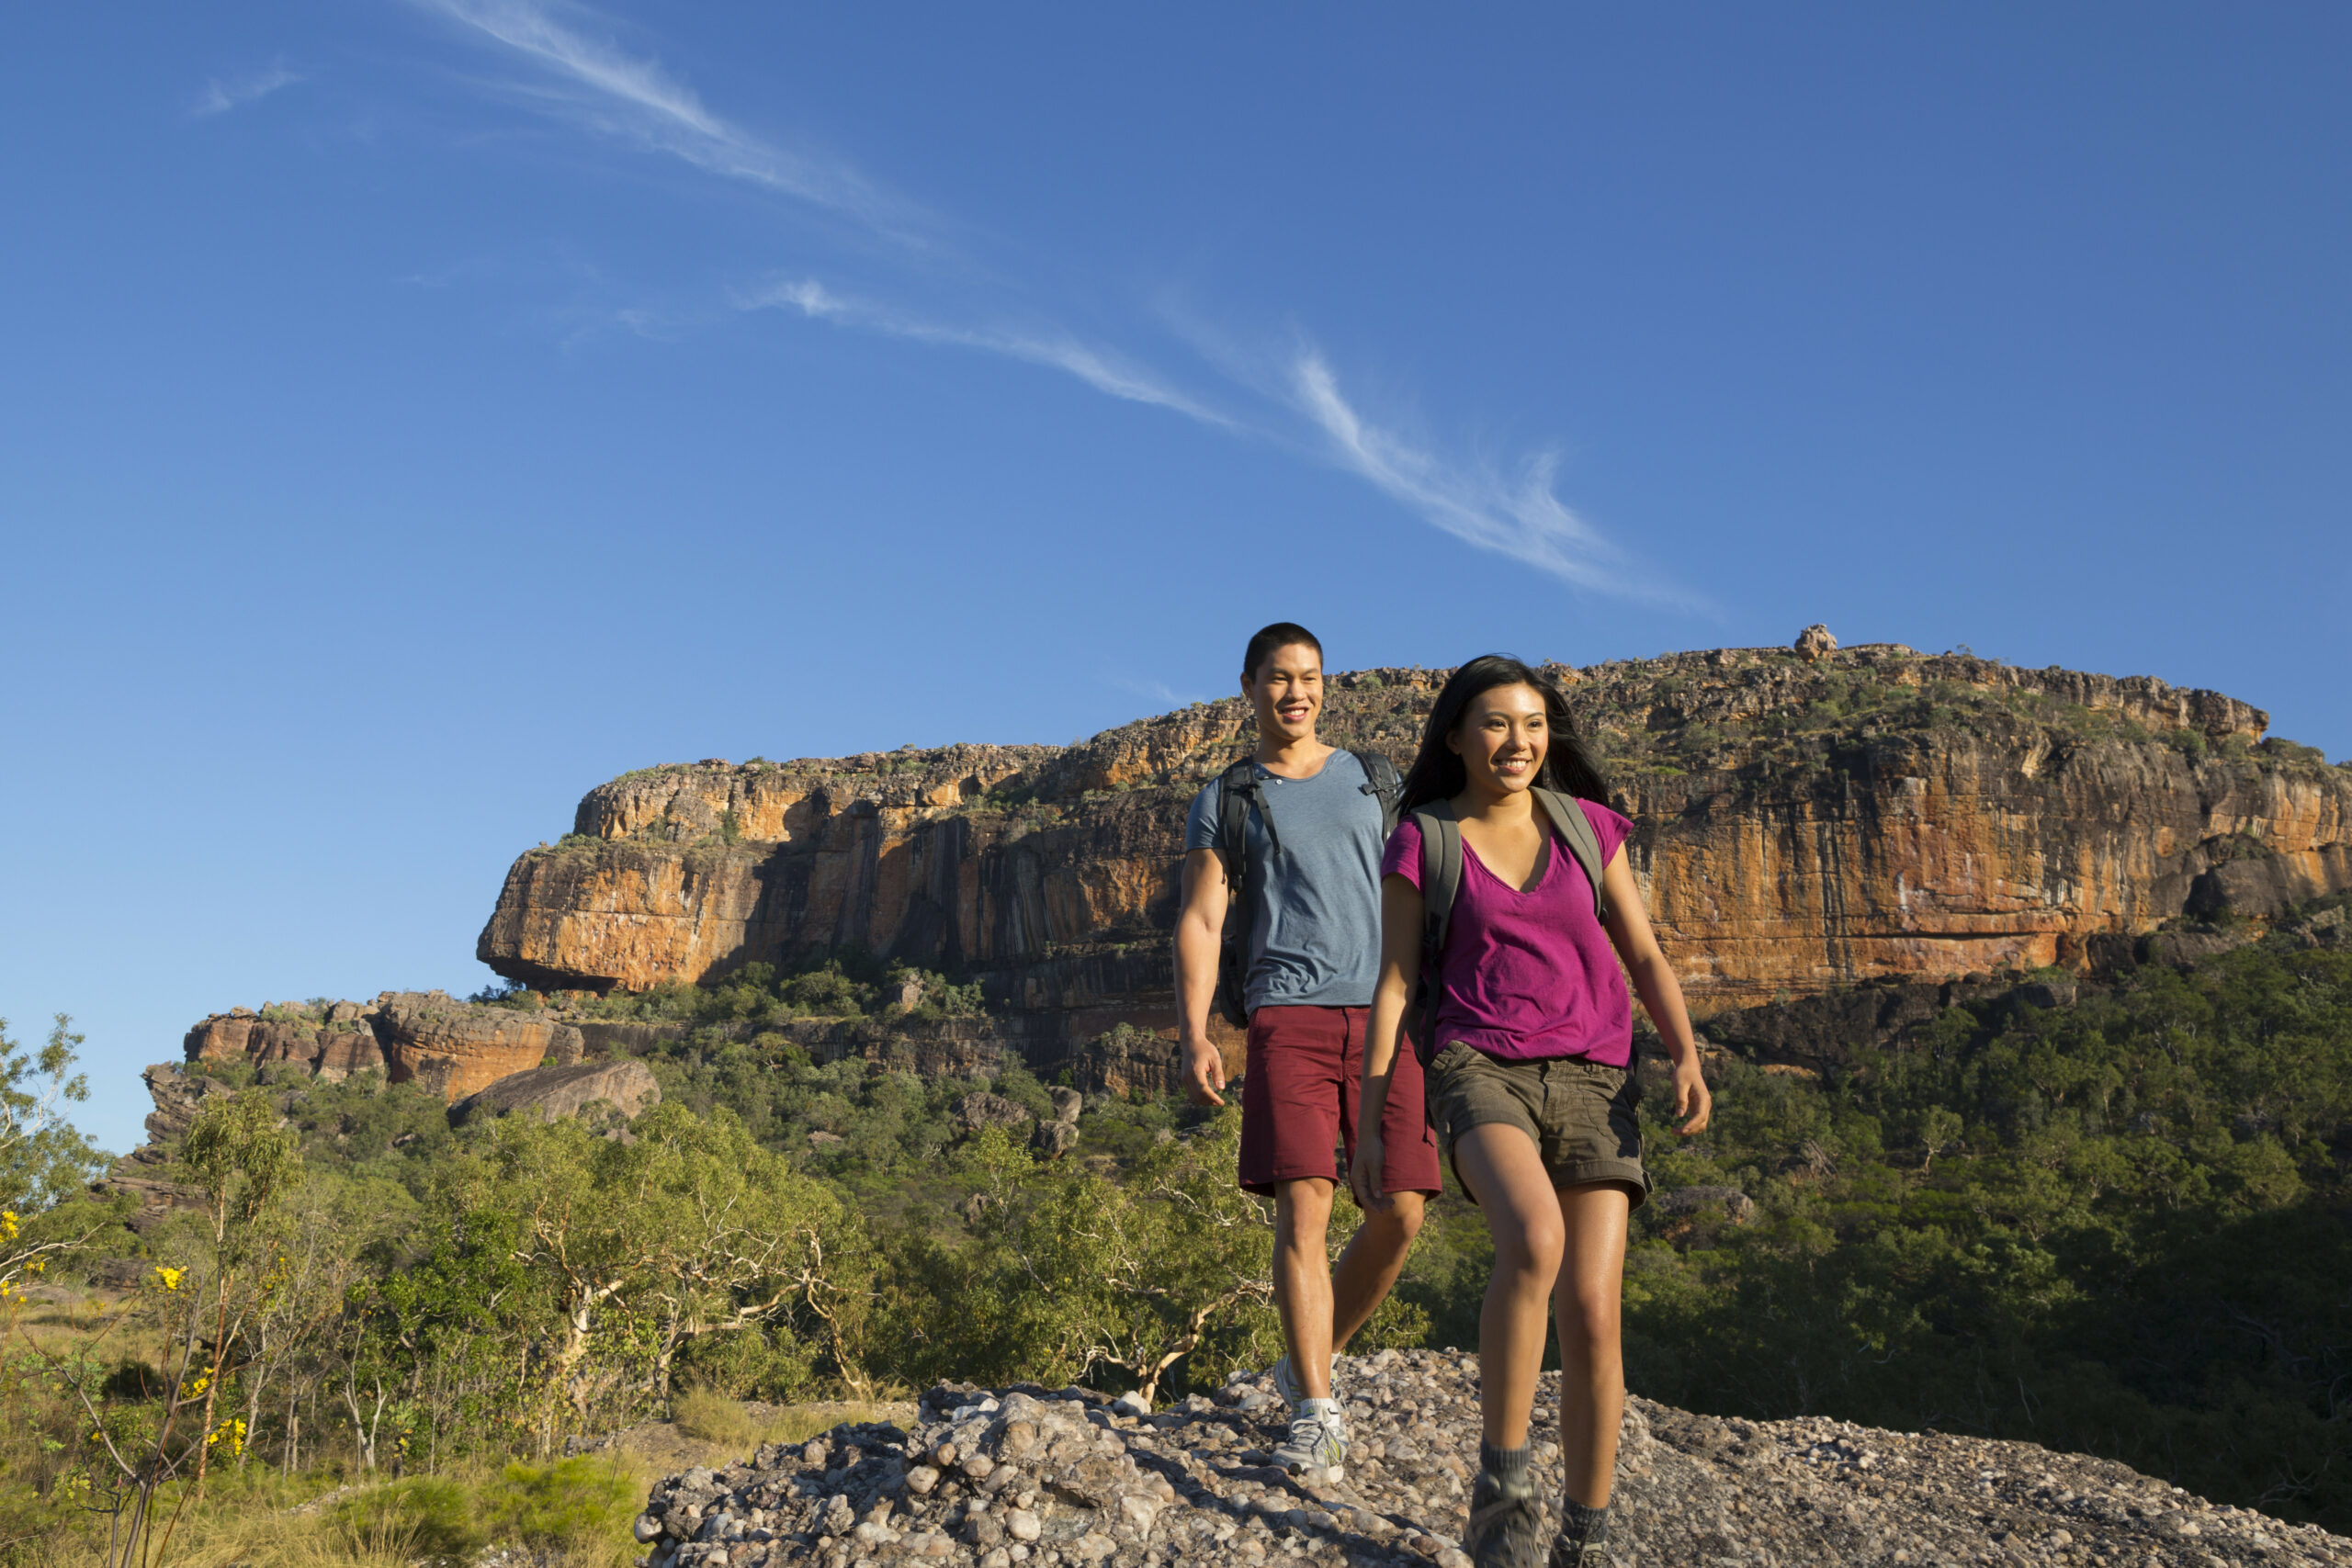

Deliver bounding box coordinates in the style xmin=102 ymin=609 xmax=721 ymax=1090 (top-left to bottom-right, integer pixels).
xmin=954 ymin=1092 xmax=1034 ymax=1134
xmin=1793 ymin=623 xmax=1838 ymax=661
xmin=447 ymin=1060 xmax=660 ymax=1128
xmin=1032 ymin=1119 xmax=1080 ymax=1158
xmin=373 ymin=992 xmax=575 ymax=1102
xmin=1049 ymin=1086 xmax=1084 ymax=1124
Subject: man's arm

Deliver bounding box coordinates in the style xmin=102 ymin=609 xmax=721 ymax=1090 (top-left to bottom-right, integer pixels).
xmin=1174 ymin=846 xmax=1232 ymax=1105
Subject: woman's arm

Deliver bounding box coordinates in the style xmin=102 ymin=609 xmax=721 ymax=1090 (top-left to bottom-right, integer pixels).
xmin=1351 ymin=873 xmax=1427 ymax=1210
xmin=1600 ymin=846 xmax=1713 ymax=1135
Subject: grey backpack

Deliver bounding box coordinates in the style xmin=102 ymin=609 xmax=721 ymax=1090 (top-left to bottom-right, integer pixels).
xmin=1412 ymin=788 xmax=1611 ymax=1047
xmin=1211 ymin=750 xmax=1404 ymax=1027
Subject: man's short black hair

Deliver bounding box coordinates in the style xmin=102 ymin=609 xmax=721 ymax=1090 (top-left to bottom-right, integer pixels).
xmin=1242 ymin=622 xmax=1324 ymax=681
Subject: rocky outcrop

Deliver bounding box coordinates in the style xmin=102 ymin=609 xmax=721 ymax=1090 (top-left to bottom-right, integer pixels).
xmin=478 ymin=645 xmax=2352 ymax=1073
xmin=953 ymin=1093 xmax=1034 ymax=1134
xmin=185 ymin=1003 xmax=383 ymax=1082
xmin=447 ymin=1060 xmax=661 ymax=1127
xmin=371 ymin=991 xmax=582 ymax=1102
xmin=633 ymin=1354 xmax=2345 ymax=1567
xmin=183 ymin=991 xmax=583 ymax=1103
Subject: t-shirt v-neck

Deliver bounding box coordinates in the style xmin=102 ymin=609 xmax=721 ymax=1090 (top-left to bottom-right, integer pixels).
xmin=1464 ymin=832 xmax=1551 ymax=896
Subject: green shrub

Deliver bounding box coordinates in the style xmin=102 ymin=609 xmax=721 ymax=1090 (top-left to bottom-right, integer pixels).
xmin=670 ymin=1386 xmax=754 ymax=1449
xmin=332 ymin=1476 xmax=482 ymax=1562
xmin=481 ymin=1457 xmax=640 ymax=1560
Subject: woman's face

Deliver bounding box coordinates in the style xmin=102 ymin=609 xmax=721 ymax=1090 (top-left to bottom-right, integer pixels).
xmin=1447 ymin=682 xmax=1549 ymax=797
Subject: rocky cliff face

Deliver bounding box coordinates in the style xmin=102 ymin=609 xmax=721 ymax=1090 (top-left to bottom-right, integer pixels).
xmin=185 ymin=991 xmax=584 ymax=1103
xmin=478 ymin=643 xmax=2352 ymax=1073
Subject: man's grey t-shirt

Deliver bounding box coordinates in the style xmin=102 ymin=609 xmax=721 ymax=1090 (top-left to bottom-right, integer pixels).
xmin=1183 ymin=750 xmax=1385 ymax=1011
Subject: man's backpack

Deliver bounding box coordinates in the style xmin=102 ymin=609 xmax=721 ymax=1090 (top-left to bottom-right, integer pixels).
xmin=1211 ymin=750 xmax=1404 ymax=1027
xmin=1411 ymin=788 xmax=1612 ymax=1048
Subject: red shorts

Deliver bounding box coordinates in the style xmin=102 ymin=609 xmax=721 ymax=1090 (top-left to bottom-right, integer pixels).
xmin=1238 ymin=1005 xmax=1442 ymax=1198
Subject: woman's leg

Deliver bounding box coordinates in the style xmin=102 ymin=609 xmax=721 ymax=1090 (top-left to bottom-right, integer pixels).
xmin=1450 ymin=1122 xmax=1566 ymax=1448
xmin=1552 ymin=1180 xmax=1633 ymax=1508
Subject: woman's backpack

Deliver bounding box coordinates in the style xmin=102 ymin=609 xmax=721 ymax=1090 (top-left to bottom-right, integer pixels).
xmin=1410 ymin=789 xmax=1611 ymax=1046
xmin=1211 ymin=750 xmax=1404 ymax=1026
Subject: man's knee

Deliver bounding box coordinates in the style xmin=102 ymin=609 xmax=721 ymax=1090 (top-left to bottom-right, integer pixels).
xmin=1363 ymin=1190 xmax=1427 ymax=1248
xmin=1274 ymin=1179 xmax=1335 ymax=1252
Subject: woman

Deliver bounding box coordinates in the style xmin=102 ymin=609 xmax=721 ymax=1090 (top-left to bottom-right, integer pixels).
xmin=1351 ymin=656 xmax=1712 ymax=1568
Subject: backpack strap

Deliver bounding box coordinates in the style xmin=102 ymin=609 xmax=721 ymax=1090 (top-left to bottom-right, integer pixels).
xmin=1349 ymin=750 xmax=1405 ymax=837
xmin=1532 ymin=788 xmax=1611 ymax=928
xmin=1411 ymin=800 xmax=1464 ymax=1049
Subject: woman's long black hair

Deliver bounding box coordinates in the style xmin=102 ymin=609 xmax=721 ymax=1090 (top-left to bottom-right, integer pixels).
xmin=1397 ymin=655 xmax=1611 ymax=811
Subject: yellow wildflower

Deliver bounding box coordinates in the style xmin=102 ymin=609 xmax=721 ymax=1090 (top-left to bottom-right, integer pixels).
xmin=1 ymin=1210 xmax=17 ymax=1241
xmin=153 ymin=1266 xmax=185 ymax=1292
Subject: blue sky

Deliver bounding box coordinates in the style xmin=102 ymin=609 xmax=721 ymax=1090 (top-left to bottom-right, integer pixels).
xmin=5 ymin=3 xmax=2346 ymax=1156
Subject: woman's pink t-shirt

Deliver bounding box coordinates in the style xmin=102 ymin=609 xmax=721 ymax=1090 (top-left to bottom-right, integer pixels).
xmin=1381 ymin=798 xmax=1636 ymax=1067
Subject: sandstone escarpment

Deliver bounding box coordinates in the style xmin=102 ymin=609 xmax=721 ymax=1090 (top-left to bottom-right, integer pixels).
xmin=634 ymin=1355 xmax=2347 ymax=1567
xmin=184 ymin=990 xmax=584 ymax=1103
xmin=479 ymin=645 xmax=2352 ymax=1066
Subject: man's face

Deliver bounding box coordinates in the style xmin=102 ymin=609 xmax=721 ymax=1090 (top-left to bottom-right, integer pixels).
xmin=1242 ymin=643 xmax=1323 ymax=745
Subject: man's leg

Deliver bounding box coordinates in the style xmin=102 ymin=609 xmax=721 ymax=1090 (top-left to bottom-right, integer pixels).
xmin=1329 ymin=1189 xmax=1425 ymax=1354
xmin=1328 ymin=1007 xmax=1438 ymax=1355
xmin=1272 ymin=1177 xmax=1337 ymax=1397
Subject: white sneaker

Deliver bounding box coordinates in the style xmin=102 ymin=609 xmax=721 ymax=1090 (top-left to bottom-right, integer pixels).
xmin=1271 ymin=1398 xmax=1348 ymax=1475
xmin=1269 ymin=1351 xmax=1340 ymax=1412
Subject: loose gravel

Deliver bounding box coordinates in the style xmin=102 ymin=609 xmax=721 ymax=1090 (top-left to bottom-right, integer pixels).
xmin=632 ymin=1349 xmax=2348 ymax=1567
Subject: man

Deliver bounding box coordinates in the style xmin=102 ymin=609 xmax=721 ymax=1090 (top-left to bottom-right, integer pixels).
xmin=1174 ymin=622 xmax=1441 ymax=1475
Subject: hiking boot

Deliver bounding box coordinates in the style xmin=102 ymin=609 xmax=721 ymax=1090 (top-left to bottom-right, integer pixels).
xmin=1269 ymin=1351 xmax=1339 ymax=1412
xmin=1271 ymin=1398 xmax=1348 ymax=1475
xmin=1547 ymin=1499 xmax=1612 ymax=1567
xmin=1464 ymin=1468 xmax=1546 ymax=1568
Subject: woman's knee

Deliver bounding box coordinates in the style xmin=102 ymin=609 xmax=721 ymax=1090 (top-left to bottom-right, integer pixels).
xmin=1555 ymin=1283 xmax=1623 ymax=1349
xmin=1492 ymin=1213 xmax=1566 ymax=1280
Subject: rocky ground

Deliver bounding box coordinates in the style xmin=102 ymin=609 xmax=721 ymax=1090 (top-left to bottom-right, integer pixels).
xmin=631 ymin=1351 xmax=2348 ymax=1568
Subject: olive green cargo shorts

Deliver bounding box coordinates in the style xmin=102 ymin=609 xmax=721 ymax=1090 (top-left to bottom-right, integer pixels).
xmin=1425 ymin=1043 xmax=1651 ymax=1209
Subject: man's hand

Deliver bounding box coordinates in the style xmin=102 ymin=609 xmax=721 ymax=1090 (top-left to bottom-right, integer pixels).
xmin=1673 ymin=1054 xmax=1713 ymax=1135
xmin=1183 ymin=1033 xmax=1227 ymax=1107
xmin=1350 ymin=1130 xmax=1389 ymax=1213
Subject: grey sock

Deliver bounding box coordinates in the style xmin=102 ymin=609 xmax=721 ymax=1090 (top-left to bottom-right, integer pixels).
xmin=1479 ymin=1440 xmax=1532 ymax=1491
xmin=1560 ymin=1497 xmax=1611 ymax=1545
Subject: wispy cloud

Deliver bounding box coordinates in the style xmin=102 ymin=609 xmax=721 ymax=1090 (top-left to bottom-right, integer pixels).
xmin=1290 ymin=352 xmax=1699 ymax=606
xmin=744 ymin=278 xmax=1234 ymax=427
xmin=1106 ymin=674 xmax=1206 ymax=709
xmin=417 ymin=0 xmax=909 ymax=232
xmin=410 ymin=6 xmax=1698 ymax=611
xmin=195 ymin=64 xmax=301 ymax=118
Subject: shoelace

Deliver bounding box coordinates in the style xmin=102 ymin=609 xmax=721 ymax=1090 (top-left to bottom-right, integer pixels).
xmin=1465 ymin=1482 xmax=1538 ymax=1538
xmin=1283 ymin=1413 xmax=1331 ymax=1451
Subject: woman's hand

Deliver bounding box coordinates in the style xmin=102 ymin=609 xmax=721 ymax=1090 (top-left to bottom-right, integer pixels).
xmin=1672 ymin=1053 xmax=1713 ymax=1135
xmin=1351 ymin=1129 xmax=1389 ymax=1213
